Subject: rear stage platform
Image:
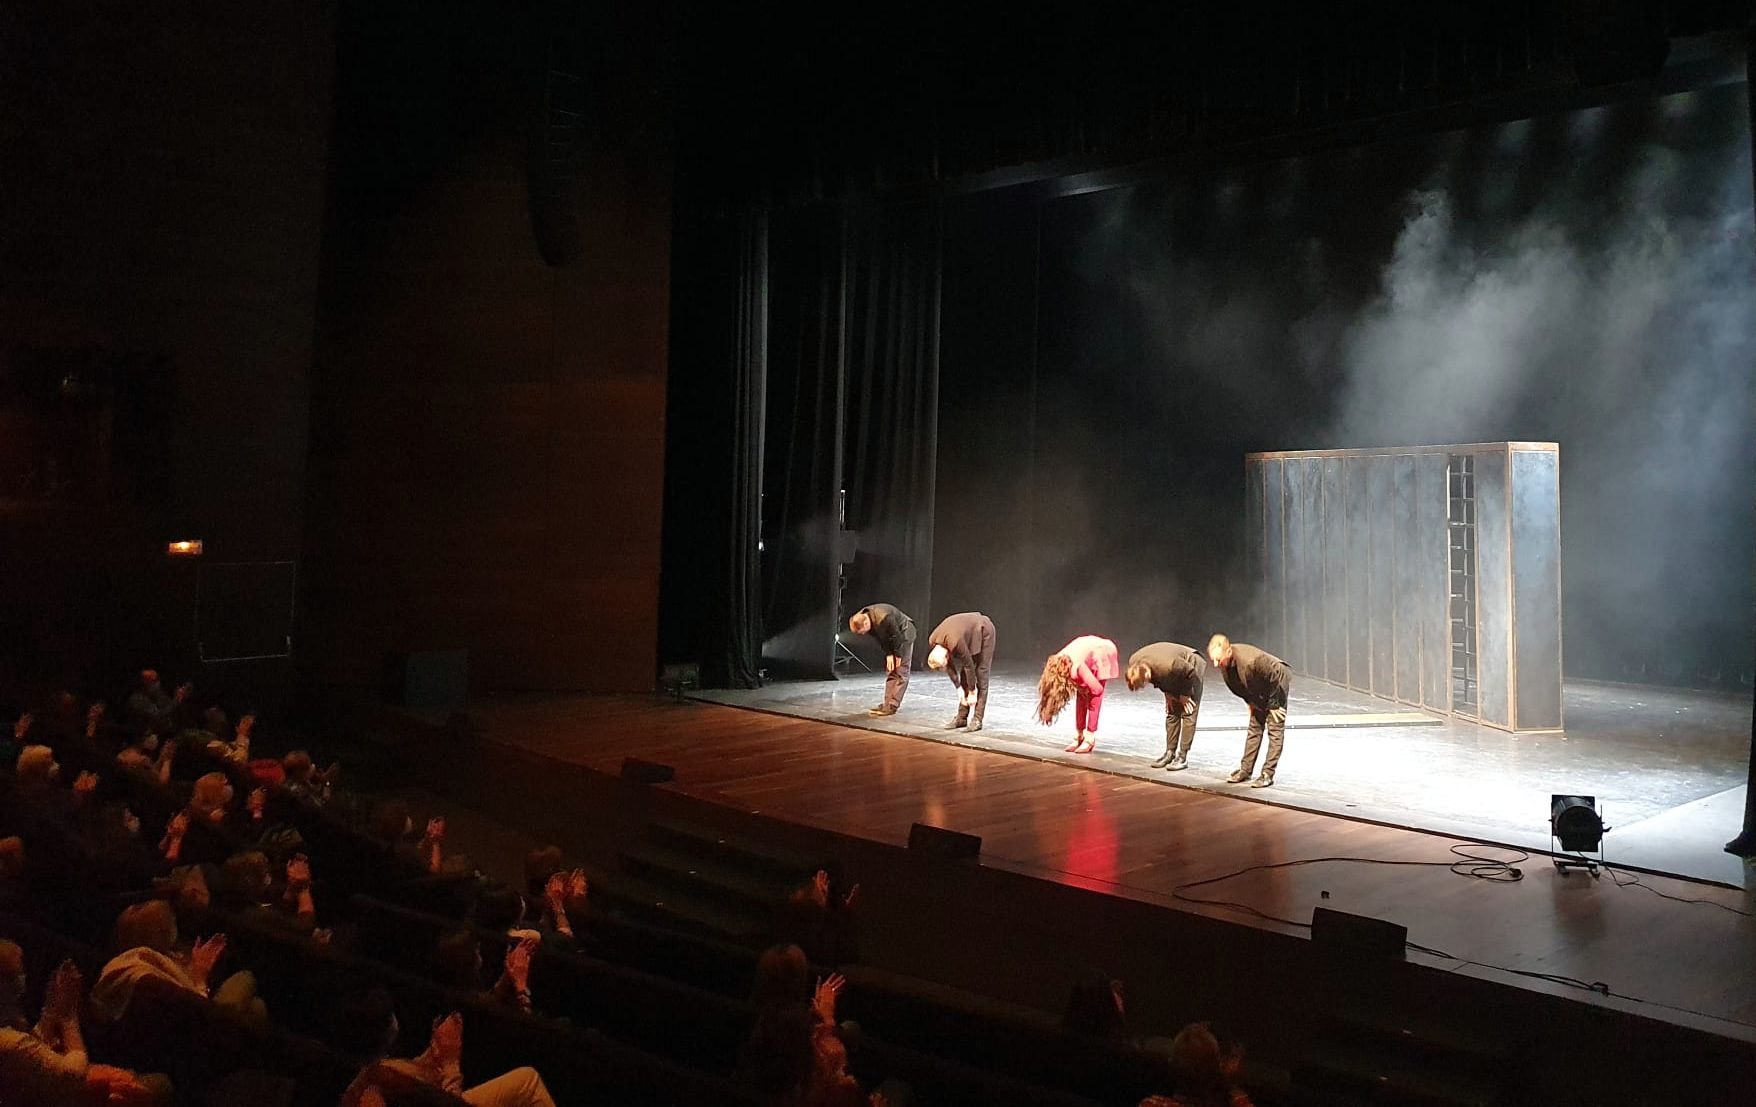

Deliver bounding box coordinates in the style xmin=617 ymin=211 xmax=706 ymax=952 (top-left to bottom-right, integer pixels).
xmin=695 ymin=668 xmax=1752 ymax=887
xmin=466 ymin=687 xmax=1756 ymax=1038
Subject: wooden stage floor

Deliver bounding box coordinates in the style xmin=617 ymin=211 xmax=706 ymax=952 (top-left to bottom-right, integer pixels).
xmin=468 ymin=692 xmax=1756 ymax=1039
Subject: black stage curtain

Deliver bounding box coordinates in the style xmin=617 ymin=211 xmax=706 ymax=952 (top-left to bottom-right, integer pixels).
xmin=841 ymin=200 xmax=941 ymax=665
xmin=759 ymin=205 xmax=844 ymax=679
xmin=658 ymin=208 xmax=766 ymax=688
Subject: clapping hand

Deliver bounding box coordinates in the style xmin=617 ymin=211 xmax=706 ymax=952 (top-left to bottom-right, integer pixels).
xmin=12 ymin=713 xmax=30 ymax=740
xmin=566 ymin=868 xmax=587 ymax=901
xmin=429 ymin=1011 xmax=464 ymax=1064
xmin=86 ymin=703 xmax=105 ymax=737
xmin=813 ymin=972 xmax=846 ymax=1024
xmin=285 ymin=854 xmax=312 ymax=891
xmin=248 ymin=787 xmax=267 ymax=819
xmin=73 ymin=771 xmax=99 ymax=800
xmin=189 ymin=933 xmax=227 ymax=988
xmin=160 ymin=812 xmax=189 ymax=855
xmin=505 ymin=936 xmax=538 ymax=992
xmin=424 ymin=816 xmax=446 ymax=843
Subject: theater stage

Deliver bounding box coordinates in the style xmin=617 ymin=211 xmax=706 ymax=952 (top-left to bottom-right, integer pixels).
xmin=693 ymin=668 xmax=1752 ymax=888
xmin=454 ymin=690 xmax=1756 ymax=1040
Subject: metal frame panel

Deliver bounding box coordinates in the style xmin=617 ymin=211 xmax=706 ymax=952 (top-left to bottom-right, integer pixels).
xmin=1393 ymin=454 xmax=1418 ymax=703
xmin=1344 ymin=457 xmax=1370 ymax=690
xmin=1322 ymin=456 xmax=1347 ymax=686
xmin=1242 ymin=442 xmax=1560 ymax=731
xmin=1510 ymin=446 xmax=1564 ymax=730
xmin=1367 ymin=455 xmax=1395 ymax=699
xmin=1419 ymin=452 xmax=1449 ymax=711
xmin=1473 ymin=446 xmax=1512 ymax=729
xmin=1263 ymin=458 xmax=1286 ymax=660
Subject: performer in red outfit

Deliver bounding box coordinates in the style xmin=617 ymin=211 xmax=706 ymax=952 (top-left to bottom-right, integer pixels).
xmin=1035 ymin=635 xmax=1120 ymax=754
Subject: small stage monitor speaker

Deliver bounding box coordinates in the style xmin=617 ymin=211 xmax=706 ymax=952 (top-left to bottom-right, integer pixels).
xmin=1311 ymin=907 xmax=1407 ymax=960
xmin=620 ymin=757 xmax=676 ymax=786
xmin=908 ymin=822 xmax=981 ymax=862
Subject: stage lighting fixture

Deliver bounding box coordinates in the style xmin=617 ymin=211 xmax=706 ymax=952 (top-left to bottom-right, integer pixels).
xmin=1550 ymin=794 xmax=1607 ymax=874
xmin=166 ymin=539 xmax=204 ymax=557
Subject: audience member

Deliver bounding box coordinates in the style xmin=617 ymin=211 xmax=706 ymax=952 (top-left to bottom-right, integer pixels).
xmin=0 ymin=942 xmax=170 ymax=1106
xmin=1062 ymin=973 xmax=1129 ymax=1040
xmin=336 ymin=992 xmax=556 ymax=1107
xmin=1138 ymin=1023 xmax=1252 ymax=1107
xmin=90 ymin=900 xmax=264 ymax=1023
xmin=777 ymin=867 xmax=860 ymax=965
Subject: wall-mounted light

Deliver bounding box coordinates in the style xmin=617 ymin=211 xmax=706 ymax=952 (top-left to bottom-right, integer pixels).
xmin=166 ymin=540 xmax=204 ymax=558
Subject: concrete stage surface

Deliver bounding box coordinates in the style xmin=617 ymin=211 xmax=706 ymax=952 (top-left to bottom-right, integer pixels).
xmin=694 ymin=669 xmax=1752 ymax=887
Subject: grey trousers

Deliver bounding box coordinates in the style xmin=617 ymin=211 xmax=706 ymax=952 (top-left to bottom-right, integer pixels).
xmin=1163 ymin=694 xmax=1201 ymax=759
xmin=1239 ymin=700 xmax=1287 ymax=777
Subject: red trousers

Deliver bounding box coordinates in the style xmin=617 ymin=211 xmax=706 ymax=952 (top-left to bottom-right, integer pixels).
xmin=1075 ymin=681 xmax=1106 ymax=733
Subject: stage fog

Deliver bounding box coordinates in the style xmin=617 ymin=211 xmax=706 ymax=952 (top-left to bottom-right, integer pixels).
xmin=933 ymin=82 xmax=1755 ymax=692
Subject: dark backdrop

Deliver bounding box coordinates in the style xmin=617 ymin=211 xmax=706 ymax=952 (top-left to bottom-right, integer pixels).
xmin=933 ymin=82 xmax=1756 ymax=689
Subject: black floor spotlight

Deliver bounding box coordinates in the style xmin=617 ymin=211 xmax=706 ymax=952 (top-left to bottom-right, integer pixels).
xmin=1551 ymin=794 xmax=1609 ymax=875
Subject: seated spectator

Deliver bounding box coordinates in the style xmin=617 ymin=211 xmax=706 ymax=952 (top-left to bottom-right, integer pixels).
xmin=804 ymin=1023 xmax=866 ymax=1107
xmin=432 ymin=929 xmax=535 ymax=1014
xmin=336 ymin=991 xmax=556 ymax=1107
xmin=38 ymin=692 xmax=83 ymax=747
xmin=371 ymin=802 xmax=445 ymax=875
xmin=90 ymin=900 xmax=264 ymax=1023
xmin=741 ymin=944 xmax=847 ymax=1098
xmin=0 ymin=838 xmax=28 ymax=913
xmin=776 ymin=868 xmax=860 ymax=965
xmin=0 ymin=942 xmax=170 ymax=1106
xmin=214 ymin=850 xmax=317 ymax=936
xmin=280 ymin=750 xmax=339 ymax=805
xmin=125 ymin=671 xmax=189 ymax=738
xmin=155 ymin=772 xmax=242 ymax=868
xmin=1062 ymin=973 xmax=1129 ymax=1041
xmin=468 ymin=883 xmax=537 ymax=940
xmin=1138 ymin=1023 xmax=1252 ymax=1107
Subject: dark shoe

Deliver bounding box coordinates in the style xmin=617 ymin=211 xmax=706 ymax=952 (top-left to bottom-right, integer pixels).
xmin=1250 ymin=773 xmax=1275 ymax=789
xmin=1149 ymin=751 xmax=1174 ymax=769
xmin=867 ymin=705 xmax=896 ymax=717
xmin=1226 ymin=769 xmax=1251 ymax=784
xmin=1166 ymin=757 xmax=1187 ymax=771
xmin=946 ymin=717 xmax=968 ymax=730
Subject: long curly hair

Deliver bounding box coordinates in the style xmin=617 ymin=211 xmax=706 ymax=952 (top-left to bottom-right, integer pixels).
xmin=1036 ymin=654 xmax=1077 ymax=725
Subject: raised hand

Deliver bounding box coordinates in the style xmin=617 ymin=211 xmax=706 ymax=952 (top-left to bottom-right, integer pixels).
xmin=73 ymin=771 xmax=99 ymax=799
xmin=544 ymin=872 xmax=568 ymax=910
xmin=813 ymin=972 xmax=846 ymax=1024
xmin=812 ymin=869 xmax=831 ymax=904
xmin=505 ymin=936 xmax=537 ymax=991
xmin=248 ymin=787 xmax=267 ymax=819
xmin=430 ymin=1011 xmax=464 ymax=1061
xmin=160 ymin=811 xmax=190 ymax=856
xmin=235 ymin=714 xmax=256 ymax=739
xmin=189 ymin=933 xmax=227 ymax=987
xmin=424 ymin=816 xmax=446 ymax=842
xmin=173 ymin=682 xmax=193 ymax=704
xmin=46 ymin=960 xmax=83 ymax=1023
xmin=86 ymin=702 xmax=105 ymax=737
xmin=285 ymin=854 xmax=312 ymax=891
xmin=842 ymin=883 xmax=861 ymax=909
xmin=13 ymin=713 xmax=30 ymax=740
xmin=566 ymin=868 xmax=588 ymax=901
xmin=121 ymin=807 xmax=141 ymax=836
